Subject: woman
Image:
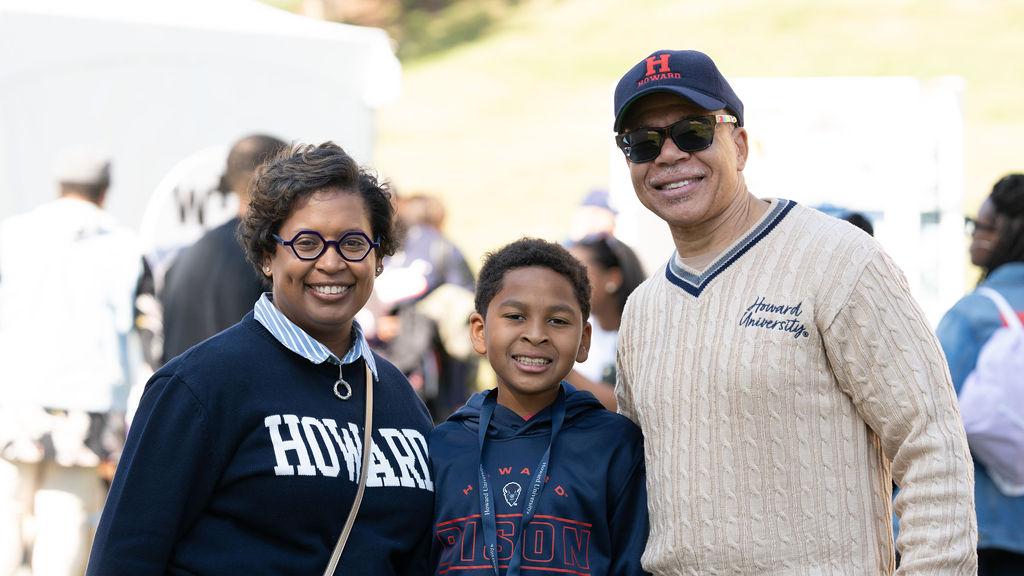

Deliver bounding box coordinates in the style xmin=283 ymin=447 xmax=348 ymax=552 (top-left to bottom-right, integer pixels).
xmin=87 ymin=143 xmax=434 ymax=575
xmin=939 ymin=173 xmax=1024 ymax=575
xmin=566 ymin=234 xmax=646 ymax=410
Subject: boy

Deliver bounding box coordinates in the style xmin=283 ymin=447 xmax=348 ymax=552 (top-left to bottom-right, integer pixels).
xmin=429 ymin=238 xmax=650 ymax=575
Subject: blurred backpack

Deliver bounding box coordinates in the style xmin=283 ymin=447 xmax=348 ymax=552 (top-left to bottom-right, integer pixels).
xmin=957 ymin=286 xmax=1024 ymax=496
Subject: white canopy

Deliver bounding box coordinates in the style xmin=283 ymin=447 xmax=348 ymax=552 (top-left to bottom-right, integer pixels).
xmin=0 ymin=0 xmax=400 ymax=240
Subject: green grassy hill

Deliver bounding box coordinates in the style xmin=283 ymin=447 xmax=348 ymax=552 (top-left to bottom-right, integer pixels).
xmin=375 ymin=0 xmax=1024 ymax=266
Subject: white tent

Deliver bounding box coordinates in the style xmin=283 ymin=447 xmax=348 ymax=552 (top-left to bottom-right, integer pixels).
xmin=0 ymin=0 xmax=400 ymax=250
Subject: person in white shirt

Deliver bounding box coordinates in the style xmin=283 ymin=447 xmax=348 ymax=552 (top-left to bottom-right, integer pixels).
xmin=0 ymin=150 xmax=140 ymax=576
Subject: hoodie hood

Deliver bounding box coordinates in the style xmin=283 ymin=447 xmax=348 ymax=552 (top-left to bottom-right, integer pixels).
xmin=445 ymin=382 xmax=605 ymax=440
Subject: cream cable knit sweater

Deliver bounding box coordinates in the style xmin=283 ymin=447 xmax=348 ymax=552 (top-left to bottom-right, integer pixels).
xmin=616 ymin=200 xmax=976 ymax=575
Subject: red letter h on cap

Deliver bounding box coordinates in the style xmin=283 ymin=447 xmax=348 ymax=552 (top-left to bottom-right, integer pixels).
xmin=645 ymin=54 xmax=671 ymax=76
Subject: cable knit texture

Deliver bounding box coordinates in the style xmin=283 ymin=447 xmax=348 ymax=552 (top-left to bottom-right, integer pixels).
xmin=616 ymin=201 xmax=976 ymax=575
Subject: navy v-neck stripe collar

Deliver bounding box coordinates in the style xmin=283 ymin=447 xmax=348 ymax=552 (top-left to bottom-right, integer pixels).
xmin=665 ymin=199 xmax=796 ymax=297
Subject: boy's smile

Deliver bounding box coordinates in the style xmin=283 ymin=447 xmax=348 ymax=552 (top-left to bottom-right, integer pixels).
xmin=470 ymin=266 xmax=591 ymax=418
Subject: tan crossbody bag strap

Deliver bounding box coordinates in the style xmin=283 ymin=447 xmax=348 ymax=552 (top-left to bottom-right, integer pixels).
xmin=323 ymin=362 xmax=374 ymax=576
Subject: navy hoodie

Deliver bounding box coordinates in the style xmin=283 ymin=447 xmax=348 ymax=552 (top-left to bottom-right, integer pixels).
xmin=429 ymin=383 xmax=650 ymax=575
xmin=87 ymin=313 xmax=434 ymax=575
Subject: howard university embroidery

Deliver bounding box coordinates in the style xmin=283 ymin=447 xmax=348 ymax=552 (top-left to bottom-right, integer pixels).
xmin=739 ymin=296 xmax=810 ymax=339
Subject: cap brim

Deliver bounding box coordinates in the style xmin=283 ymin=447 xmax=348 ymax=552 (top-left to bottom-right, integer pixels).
xmin=614 ymin=87 xmax=727 ymax=132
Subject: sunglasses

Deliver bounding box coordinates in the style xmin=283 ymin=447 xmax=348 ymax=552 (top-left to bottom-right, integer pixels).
xmin=616 ymin=114 xmax=738 ymax=163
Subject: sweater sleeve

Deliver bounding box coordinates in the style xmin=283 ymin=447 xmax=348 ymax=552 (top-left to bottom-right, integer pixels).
xmin=607 ymin=427 xmax=651 ymax=576
xmin=87 ymin=373 xmax=221 ymax=575
xmin=615 ymin=299 xmax=639 ymax=425
xmin=821 ymin=249 xmax=977 ymax=575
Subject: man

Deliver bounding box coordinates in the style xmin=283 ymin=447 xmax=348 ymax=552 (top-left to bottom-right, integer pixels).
xmin=159 ymin=134 xmax=285 ymax=364
xmin=612 ymin=50 xmax=976 ymax=575
xmin=0 ymin=150 xmax=140 ymax=575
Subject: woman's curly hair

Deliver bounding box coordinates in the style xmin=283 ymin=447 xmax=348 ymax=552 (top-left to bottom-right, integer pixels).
xmin=238 ymin=142 xmax=398 ymax=280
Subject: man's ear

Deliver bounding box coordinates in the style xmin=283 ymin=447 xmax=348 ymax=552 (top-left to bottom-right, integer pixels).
xmin=261 ymin=255 xmax=273 ymax=278
xmin=469 ymin=311 xmax=488 ymax=356
xmin=732 ymin=126 xmax=749 ymax=171
xmin=576 ymin=321 xmax=592 ymax=363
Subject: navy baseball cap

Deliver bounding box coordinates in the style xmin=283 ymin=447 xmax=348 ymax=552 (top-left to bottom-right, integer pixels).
xmin=613 ymin=50 xmax=744 ymax=132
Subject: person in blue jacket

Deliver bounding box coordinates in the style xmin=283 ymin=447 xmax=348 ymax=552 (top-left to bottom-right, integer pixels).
xmin=87 ymin=142 xmax=435 ymax=575
xmin=939 ymin=173 xmax=1024 ymax=575
xmin=429 ymin=238 xmax=650 ymax=576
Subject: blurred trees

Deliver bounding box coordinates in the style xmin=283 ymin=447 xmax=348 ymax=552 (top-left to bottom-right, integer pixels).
xmin=295 ymin=0 xmax=521 ymax=60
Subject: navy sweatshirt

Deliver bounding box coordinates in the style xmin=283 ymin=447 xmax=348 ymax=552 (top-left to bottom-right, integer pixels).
xmin=87 ymin=313 xmax=434 ymax=575
xmin=429 ymin=383 xmax=650 ymax=576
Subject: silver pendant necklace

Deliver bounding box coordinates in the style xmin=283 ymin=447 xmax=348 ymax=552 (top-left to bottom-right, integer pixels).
xmin=333 ymin=363 xmax=352 ymax=400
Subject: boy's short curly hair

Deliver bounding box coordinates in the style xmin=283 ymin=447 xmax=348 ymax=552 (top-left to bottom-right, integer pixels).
xmin=474 ymin=238 xmax=591 ymax=320
xmin=238 ymin=142 xmax=398 ymax=280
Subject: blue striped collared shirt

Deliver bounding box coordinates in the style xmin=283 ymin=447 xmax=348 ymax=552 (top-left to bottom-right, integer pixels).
xmin=253 ymin=293 xmax=378 ymax=380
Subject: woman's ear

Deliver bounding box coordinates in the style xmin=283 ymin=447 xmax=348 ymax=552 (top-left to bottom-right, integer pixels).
xmin=469 ymin=311 xmax=488 ymax=356
xmin=605 ymin=268 xmax=624 ymax=293
xmin=262 ymin=256 xmax=272 ymax=278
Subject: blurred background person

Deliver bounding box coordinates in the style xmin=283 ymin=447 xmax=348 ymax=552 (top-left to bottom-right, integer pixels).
xmin=158 ymin=134 xmax=287 ymax=365
xmin=568 ymin=188 xmax=618 ymax=242
xmin=369 ymin=193 xmax=477 ymax=421
xmin=938 ymin=173 xmax=1024 ymax=576
xmin=566 ymin=234 xmax=646 ymax=411
xmin=0 ymin=150 xmax=140 ymax=576
xmin=843 ymin=211 xmax=875 ymax=236
xmin=814 ymin=203 xmax=875 ymax=236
